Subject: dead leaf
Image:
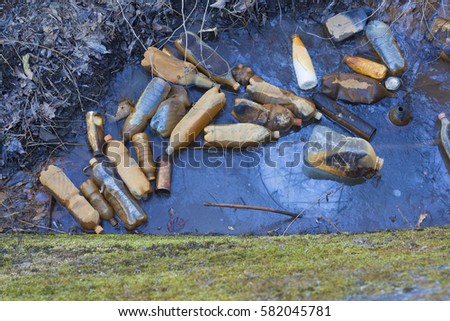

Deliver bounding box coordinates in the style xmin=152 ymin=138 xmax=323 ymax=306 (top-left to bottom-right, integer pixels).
xmin=416 ymin=212 xmax=428 ymax=228
xmin=22 ymin=53 xmax=33 ymax=80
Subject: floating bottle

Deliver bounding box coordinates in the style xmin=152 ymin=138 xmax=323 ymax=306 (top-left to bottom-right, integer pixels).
xmin=104 ymin=134 xmax=152 ymax=199
xmin=204 ymin=123 xmax=280 ymax=148
xmin=438 ymin=113 xmax=450 ymax=162
xmin=86 ymin=111 xmax=105 ymax=157
xmin=366 ymin=20 xmax=407 ymax=75
xmin=39 ymin=165 xmax=103 ymax=233
xmin=141 ymin=47 xmax=216 ymax=89
xmin=304 ymin=125 xmax=384 ymax=178
xmin=89 ymin=159 xmax=147 ymax=230
xmin=232 ymin=64 xmax=321 ymax=121
xmin=122 ymin=77 xmax=171 ymax=140
xmin=312 ymin=93 xmax=376 ymax=141
xmin=150 ymin=85 xmax=190 ymax=137
xmin=324 ymin=7 xmax=371 ymax=42
xmin=156 ymin=154 xmax=172 ymax=195
xmin=291 ymin=34 xmax=317 ymax=90
xmin=175 ymin=31 xmax=240 ymax=90
xmin=322 ymin=73 xmax=392 ymax=104
xmin=80 ymin=179 xmax=117 ymax=226
xmin=343 ymin=55 xmax=388 ymax=81
xmin=232 ymin=98 xmax=302 ymax=132
xmin=114 ymin=98 xmax=135 ymax=121
xmin=131 ymin=132 xmax=156 ymax=181
xmin=166 ymin=86 xmax=226 ymax=155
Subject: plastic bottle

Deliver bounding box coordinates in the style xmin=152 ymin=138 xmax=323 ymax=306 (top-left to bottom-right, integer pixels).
xmin=90 ymin=159 xmax=147 ymax=230
xmin=304 ymin=125 xmax=384 ymax=178
xmin=204 ymin=123 xmax=280 ymax=148
xmin=324 ymin=7 xmax=371 ymax=42
xmin=438 ymin=113 xmax=450 ymax=161
xmin=322 ymin=73 xmax=393 ymax=104
xmin=131 ymin=132 xmax=156 ymax=181
xmin=86 ymin=111 xmax=105 ymax=157
xmin=232 ymin=64 xmax=321 ymax=121
xmin=166 ymin=86 xmax=226 ymax=155
xmin=175 ymin=31 xmax=240 ymax=90
xmin=114 ymin=98 xmax=135 ymax=121
xmin=366 ymin=20 xmax=407 ymax=75
xmin=104 ymin=134 xmax=152 ymax=199
xmin=343 ymin=55 xmax=388 ymax=81
xmin=232 ymin=98 xmax=302 ymax=132
xmin=122 ymin=77 xmax=171 ymax=140
xmin=80 ymin=179 xmax=117 ymax=226
xmin=141 ymin=47 xmax=216 ymax=89
xmin=291 ymin=34 xmax=318 ymax=90
xmin=39 ymin=165 xmax=103 ymax=233
xmin=150 ymin=85 xmax=190 ymax=138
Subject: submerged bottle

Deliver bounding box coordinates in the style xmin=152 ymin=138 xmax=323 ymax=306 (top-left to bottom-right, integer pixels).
xmin=175 ymin=31 xmax=240 ymax=90
xmin=104 ymin=134 xmax=152 ymax=199
xmin=343 ymin=55 xmax=388 ymax=81
xmin=132 ymin=132 xmax=156 ymax=181
xmin=122 ymin=77 xmax=171 ymax=140
xmin=141 ymin=47 xmax=216 ymax=89
xmin=232 ymin=98 xmax=302 ymax=132
xmin=324 ymin=7 xmax=371 ymax=42
xmin=232 ymin=64 xmax=321 ymax=121
xmin=204 ymin=123 xmax=280 ymax=148
xmin=166 ymin=86 xmax=226 ymax=155
xmin=438 ymin=113 xmax=450 ymax=162
xmin=90 ymin=158 xmax=147 ymax=230
xmin=291 ymin=34 xmax=317 ymax=90
xmin=150 ymin=85 xmax=190 ymax=138
xmin=80 ymin=179 xmax=117 ymax=226
xmin=322 ymin=73 xmax=392 ymax=104
xmin=39 ymin=165 xmax=103 ymax=233
xmin=312 ymin=93 xmax=376 ymax=141
xmin=86 ymin=111 xmax=105 ymax=157
xmin=304 ymin=125 xmax=384 ymax=178
xmin=366 ymin=20 xmax=407 ymax=75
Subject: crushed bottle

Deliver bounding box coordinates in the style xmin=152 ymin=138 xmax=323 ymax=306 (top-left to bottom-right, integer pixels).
xmin=204 ymin=123 xmax=280 ymax=148
xmin=291 ymin=34 xmax=317 ymax=90
xmin=166 ymin=86 xmax=226 ymax=155
xmin=304 ymin=125 xmax=384 ymax=179
xmin=104 ymin=134 xmax=152 ymax=199
xmin=366 ymin=20 xmax=407 ymax=75
xmin=175 ymin=31 xmax=240 ymax=90
xmin=90 ymin=158 xmax=147 ymax=230
xmin=39 ymin=165 xmax=103 ymax=233
xmin=141 ymin=47 xmax=216 ymax=89
xmin=312 ymin=93 xmax=376 ymax=141
xmin=122 ymin=77 xmax=171 ymax=140
xmin=438 ymin=113 xmax=450 ymax=162
xmin=156 ymin=154 xmax=172 ymax=195
xmin=132 ymin=132 xmax=157 ymax=181
xmin=150 ymin=85 xmax=190 ymax=138
xmin=343 ymin=55 xmax=388 ymax=81
xmin=86 ymin=111 xmax=105 ymax=157
xmin=324 ymin=7 xmax=371 ymax=42
xmin=232 ymin=98 xmax=302 ymax=132
xmin=322 ymin=73 xmax=393 ymax=104
xmin=80 ymin=179 xmax=117 ymax=226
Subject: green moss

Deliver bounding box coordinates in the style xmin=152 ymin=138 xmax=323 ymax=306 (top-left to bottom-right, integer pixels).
xmin=0 ymin=228 xmax=449 ymax=300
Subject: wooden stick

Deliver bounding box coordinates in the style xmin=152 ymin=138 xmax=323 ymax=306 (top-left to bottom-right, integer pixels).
xmin=203 ymin=202 xmax=302 ymax=219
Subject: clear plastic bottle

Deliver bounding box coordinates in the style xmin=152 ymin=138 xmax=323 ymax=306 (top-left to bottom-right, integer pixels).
xmin=438 ymin=113 xmax=450 ymax=162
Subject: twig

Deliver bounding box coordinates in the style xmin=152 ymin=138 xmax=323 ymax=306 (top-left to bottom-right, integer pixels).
xmin=116 ymin=0 xmax=146 ymax=50
xmin=18 ymin=219 xmax=66 ymax=234
xmin=0 ymin=39 xmax=73 ymax=62
xmin=203 ymin=202 xmax=301 ymax=218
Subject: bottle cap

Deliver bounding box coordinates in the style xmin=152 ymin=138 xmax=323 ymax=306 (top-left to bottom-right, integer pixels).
xmin=314 ymin=111 xmax=323 ymax=120
xmin=109 ymin=218 xmax=118 ymax=227
xmin=104 ymin=134 xmax=113 ymax=142
xmin=375 ymin=157 xmax=384 ymax=172
xmin=438 ymin=112 xmax=446 ymax=120
xmin=232 ymin=82 xmax=241 ymax=91
xmin=94 ymin=225 xmax=104 ymax=234
xmin=89 ymin=158 xmax=99 ymax=167
xmin=293 ymin=118 xmax=303 ymax=127
xmin=166 ymin=145 xmax=175 ymax=156
xmin=272 ymin=131 xmax=280 ymax=140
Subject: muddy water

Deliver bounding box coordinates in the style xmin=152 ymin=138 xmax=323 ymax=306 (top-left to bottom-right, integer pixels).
xmin=49 ymin=13 xmax=450 ymax=234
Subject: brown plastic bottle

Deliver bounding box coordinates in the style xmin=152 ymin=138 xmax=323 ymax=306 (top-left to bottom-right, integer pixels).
xmin=90 ymin=159 xmax=147 ymax=230
xmin=343 ymin=55 xmax=388 ymax=81
xmin=39 ymin=165 xmax=103 ymax=233
xmin=132 ymin=132 xmax=157 ymax=181
xmin=438 ymin=113 xmax=450 ymax=162
xmin=232 ymin=98 xmax=302 ymax=132
xmin=175 ymin=31 xmax=240 ymax=90
xmin=166 ymin=86 xmax=226 ymax=155
xmin=304 ymin=125 xmax=384 ymax=178
xmin=122 ymin=77 xmax=171 ymax=140
xmin=80 ymin=179 xmax=117 ymax=226
xmin=104 ymin=134 xmax=152 ymax=199
xmin=204 ymin=123 xmax=280 ymax=148
xmin=86 ymin=111 xmax=105 ymax=157
xmin=141 ymin=47 xmax=216 ymax=89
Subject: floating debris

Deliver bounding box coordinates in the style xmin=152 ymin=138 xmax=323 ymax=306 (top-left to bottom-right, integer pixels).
xmin=132 ymin=133 xmax=157 ymax=181
xmin=324 ymin=7 xmax=371 ymax=42
xmin=85 ymin=111 xmax=105 ymax=157
xmin=167 ymin=208 xmax=185 ymax=233
xmin=291 ymin=34 xmax=317 ymax=90
xmin=80 ymin=179 xmax=117 ymax=226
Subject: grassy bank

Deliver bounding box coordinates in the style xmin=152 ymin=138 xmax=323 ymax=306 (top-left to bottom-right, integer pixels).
xmin=0 ymin=228 xmax=449 ymax=300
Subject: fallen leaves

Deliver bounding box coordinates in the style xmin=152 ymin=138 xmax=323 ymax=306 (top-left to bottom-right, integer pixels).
xmin=416 ymin=212 xmax=429 ymax=228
